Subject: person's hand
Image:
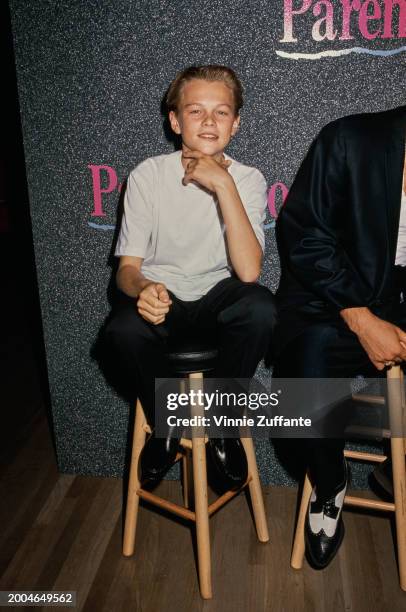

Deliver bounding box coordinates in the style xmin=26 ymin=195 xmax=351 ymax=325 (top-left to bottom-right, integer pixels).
xmin=182 ymin=150 xmax=232 ymax=193
xmin=137 ymin=282 xmax=172 ymax=325
xmin=342 ymin=308 xmax=406 ymax=370
xmin=357 ymin=318 xmax=406 ymax=370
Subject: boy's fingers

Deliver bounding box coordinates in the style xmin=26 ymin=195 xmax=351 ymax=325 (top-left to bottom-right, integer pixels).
xmin=156 ymin=284 xmax=171 ymax=304
xmin=182 ymin=175 xmax=193 ymax=186
xmin=137 ymin=298 xmax=169 ymax=314
xmin=138 ymin=302 xmax=168 ymax=315
xmin=144 ymin=284 xmax=159 ymax=298
xmin=139 ymin=286 xmax=171 ymax=310
xmin=159 ymin=291 xmax=170 ymax=301
xmin=138 ymin=309 xmax=166 ymax=325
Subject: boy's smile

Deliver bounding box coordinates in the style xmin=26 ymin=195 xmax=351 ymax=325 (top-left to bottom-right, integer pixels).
xmin=169 ymin=79 xmax=240 ymax=162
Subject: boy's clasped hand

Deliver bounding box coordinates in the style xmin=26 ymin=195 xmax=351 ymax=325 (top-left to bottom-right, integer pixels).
xmin=137 ymin=282 xmax=172 ymax=325
xmin=182 ymin=149 xmax=232 ymax=192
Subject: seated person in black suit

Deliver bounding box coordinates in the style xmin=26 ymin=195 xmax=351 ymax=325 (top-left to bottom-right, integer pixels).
xmin=274 ymin=106 xmax=406 ymax=568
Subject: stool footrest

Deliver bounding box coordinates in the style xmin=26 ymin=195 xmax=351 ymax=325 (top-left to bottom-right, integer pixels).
xmin=180 ymin=435 xmax=208 ymax=449
xmin=136 ymin=476 xmax=252 ymax=522
xmin=352 ymin=393 xmax=385 ymax=405
xmin=344 ymin=425 xmax=391 ymax=439
xmin=344 ymin=494 xmax=395 ymax=512
xmin=344 ymin=450 xmax=387 ymax=463
xmin=208 ymin=477 xmax=251 ymax=516
xmin=137 ymin=489 xmax=196 ymax=521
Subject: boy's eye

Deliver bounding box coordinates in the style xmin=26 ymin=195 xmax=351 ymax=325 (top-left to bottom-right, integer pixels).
xmin=217 ymin=110 xmax=228 ymax=116
xmin=190 ymin=109 xmax=201 ymax=114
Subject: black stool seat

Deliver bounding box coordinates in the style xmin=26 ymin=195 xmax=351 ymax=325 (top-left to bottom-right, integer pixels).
xmin=167 ymin=341 xmax=218 ymax=374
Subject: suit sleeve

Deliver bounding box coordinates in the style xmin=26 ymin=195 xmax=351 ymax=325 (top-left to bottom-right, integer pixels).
xmin=276 ymin=120 xmax=373 ymax=311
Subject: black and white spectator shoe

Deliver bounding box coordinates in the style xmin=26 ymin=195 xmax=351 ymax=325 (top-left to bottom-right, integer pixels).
xmin=305 ymin=462 xmax=348 ymax=569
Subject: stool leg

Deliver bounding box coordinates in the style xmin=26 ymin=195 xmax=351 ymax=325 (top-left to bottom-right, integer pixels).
xmin=387 ymin=367 xmax=406 ymax=590
xmin=182 ymin=448 xmax=194 ymax=509
xmin=400 ymin=369 xmax=406 ymax=456
xmin=179 ymin=379 xmax=193 ymax=509
xmin=240 ymin=437 xmax=269 ymax=542
xmin=291 ymin=472 xmax=312 ymax=569
xmin=123 ymin=399 xmax=147 ymax=557
xmin=190 ymin=372 xmax=212 ymax=599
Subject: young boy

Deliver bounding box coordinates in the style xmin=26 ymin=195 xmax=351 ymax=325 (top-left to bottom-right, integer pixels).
xmin=106 ymin=65 xmax=276 ymax=487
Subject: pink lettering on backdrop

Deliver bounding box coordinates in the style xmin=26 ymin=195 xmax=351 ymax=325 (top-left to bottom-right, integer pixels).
xmin=88 ymin=164 xmax=118 ymax=217
xmin=280 ymin=0 xmax=405 ymax=42
xmin=339 ymin=0 xmax=362 ymax=40
xmin=280 ymin=0 xmax=313 ymax=42
xmin=312 ymin=0 xmax=338 ymax=41
xmin=359 ymin=0 xmax=383 ymax=39
xmin=382 ymin=0 xmax=406 ymax=38
xmin=267 ymin=182 xmax=289 ymax=218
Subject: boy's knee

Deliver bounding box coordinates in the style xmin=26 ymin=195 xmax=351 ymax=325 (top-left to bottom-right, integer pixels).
xmin=218 ymin=284 xmax=276 ymax=338
xmin=105 ymin=310 xmax=152 ymax=353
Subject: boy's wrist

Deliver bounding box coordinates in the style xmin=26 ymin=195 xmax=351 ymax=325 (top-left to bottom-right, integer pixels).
xmin=135 ymin=278 xmax=153 ymax=297
xmin=213 ymin=171 xmax=235 ymax=195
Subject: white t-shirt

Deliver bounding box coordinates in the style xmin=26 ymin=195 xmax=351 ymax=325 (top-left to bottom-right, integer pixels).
xmin=115 ymin=150 xmax=267 ymax=301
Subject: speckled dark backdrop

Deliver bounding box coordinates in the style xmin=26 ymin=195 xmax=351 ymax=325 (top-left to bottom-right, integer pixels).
xmin=9 ymin=0 xmax=406 ymax=485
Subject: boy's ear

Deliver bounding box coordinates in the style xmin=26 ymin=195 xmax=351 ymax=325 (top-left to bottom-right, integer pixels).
xmin=169 ymin=110 xmax=182 ymax=135
xmin=231 ymin=114 xmax=240 ymax=136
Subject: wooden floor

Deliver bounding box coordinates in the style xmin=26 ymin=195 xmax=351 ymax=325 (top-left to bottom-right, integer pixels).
xmin=1 ymin=413 xmax=406 ymax=612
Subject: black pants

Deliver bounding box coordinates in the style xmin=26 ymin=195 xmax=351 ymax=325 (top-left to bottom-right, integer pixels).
xmin=105 ymin=276 xmax=276 ymax=426
xmin=273 ymin=277 xmax=406 ymax=498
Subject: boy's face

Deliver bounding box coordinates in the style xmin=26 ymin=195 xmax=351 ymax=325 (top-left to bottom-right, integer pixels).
xmin=169 ymin=79 xmax=240 ymax=156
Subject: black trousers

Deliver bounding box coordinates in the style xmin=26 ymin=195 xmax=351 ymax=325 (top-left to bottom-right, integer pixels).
xmin=105 ymin=276 xmax=276 ymax=427
xmin=273 ymin=272 xmax=406 ymax=498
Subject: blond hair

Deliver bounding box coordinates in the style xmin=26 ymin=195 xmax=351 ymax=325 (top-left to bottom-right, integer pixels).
xmin=166 ymin=65 xmax=243 ymax=114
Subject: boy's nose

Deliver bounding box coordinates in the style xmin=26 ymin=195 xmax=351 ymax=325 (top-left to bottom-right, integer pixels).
xmin=202 ymin=113 xmax=215 ymax=126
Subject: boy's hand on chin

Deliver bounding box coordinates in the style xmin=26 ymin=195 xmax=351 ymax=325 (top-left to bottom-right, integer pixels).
xmin=182 ymin=150 xmax=232 ymax=193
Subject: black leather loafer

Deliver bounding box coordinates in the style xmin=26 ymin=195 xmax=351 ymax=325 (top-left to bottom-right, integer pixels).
xmin=305 ymin=462 xmax=348 ymax=569
xmin=139 ymin=430 xmax=180 ymax=483
xmin=207 ymin=437 xmax=248 ymax=490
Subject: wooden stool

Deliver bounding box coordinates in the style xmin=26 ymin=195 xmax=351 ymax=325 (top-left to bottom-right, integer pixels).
xmin=122 ymin=346 xmax=269 ymax=599
xmin=291 ymin=365 xmax=406 ymax=590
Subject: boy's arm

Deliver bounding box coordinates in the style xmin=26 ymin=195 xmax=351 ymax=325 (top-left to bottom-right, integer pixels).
xmin=117 ymin=256 xmax=172 ymax=325
xmin=115 ymin=163 xmax=172 ymax=324
xmin=183 ymin=152 xmax=263 ymax=282
xmin=216 ymin=176 xmax=263 ymax=282
xmin=117 ymin=256 xmax=152 ymax=297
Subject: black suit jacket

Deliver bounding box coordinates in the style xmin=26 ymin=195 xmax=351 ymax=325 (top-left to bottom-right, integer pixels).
xmin=276 ymin=106 xmax=406 ymax=346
